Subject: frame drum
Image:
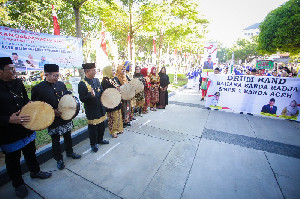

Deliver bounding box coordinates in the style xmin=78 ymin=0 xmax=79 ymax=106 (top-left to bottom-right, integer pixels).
xmin=19 ymin=101 xmax=55 ymax=131
xmin=120 ymin=83 xmax=135 ymax=100
xmin=58 ymin=95 xmax=80 ymax=120
xmin=101 ymin=88 xmax=122 ymax=109
xmin=129 ymin=78 xmax=144 ymax=93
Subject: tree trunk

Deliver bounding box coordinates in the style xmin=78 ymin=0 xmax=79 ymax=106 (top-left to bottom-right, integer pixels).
xmin=73 ymin=6 xmax=82 ymax=39
xmin=129 ymin=5 xmax=133 ymax=62
xmin=157 ymin=28 xmax=163 ymax=70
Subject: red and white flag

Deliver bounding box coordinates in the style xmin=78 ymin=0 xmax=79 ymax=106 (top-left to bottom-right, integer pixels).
xmin=52 ymin=5 xmax=60 ymax=35
xmin=100 ymin=31 xmax=108 ymax=56
xmin=153 ymin=36 xmax=156 ymax=54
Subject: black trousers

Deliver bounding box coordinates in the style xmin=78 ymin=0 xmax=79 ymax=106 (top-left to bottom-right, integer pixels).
xmin=4 ymin=141 xmax=40 ymax=188
xmin=88 ymin=122 xmax=105 ymax=146
xmin=50 ymin=131 xmax=73 ymax=161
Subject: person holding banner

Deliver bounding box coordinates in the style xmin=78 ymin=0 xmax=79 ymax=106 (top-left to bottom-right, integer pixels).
xmin=200 ymin=78 xmax=208 ymax=101
xmin=0 ymin=57 xmax=51 ymax=198
xmin=31 ymin=64 xmax=81 ymax=170
xmin=78 ymin=63 xmax=109 ymax=153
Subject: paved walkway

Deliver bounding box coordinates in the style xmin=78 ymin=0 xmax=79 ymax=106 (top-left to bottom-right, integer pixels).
xmin=1 ymin=87 xmax=300 ymax=199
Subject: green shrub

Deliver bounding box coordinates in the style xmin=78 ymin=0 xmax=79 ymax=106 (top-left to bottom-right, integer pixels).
xmin=35 ymin=118 xmax=88 ymax=149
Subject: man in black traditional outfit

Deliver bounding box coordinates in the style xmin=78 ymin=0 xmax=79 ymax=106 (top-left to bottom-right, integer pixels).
xmin=78 ymin=63 xmax=109 ymax=153
xmin=0 ymin=57 xmax=51 ymax=198
xmin=31 ymin=64 xmax=81 ymax=170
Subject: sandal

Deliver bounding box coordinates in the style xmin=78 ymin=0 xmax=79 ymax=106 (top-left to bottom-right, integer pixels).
xmin=112 ymin=134 xmax=118 ymax=138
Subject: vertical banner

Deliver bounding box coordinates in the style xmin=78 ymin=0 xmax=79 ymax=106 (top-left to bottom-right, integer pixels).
xmin=0 ymin=26 xmax=83 ymax=71
xmin=203 ymin=42 xmax=218 ymax=64
xmin=202 ymin=42 xmax=218 ymax=78
xmin=205 ymin=74 xmax=300 ymax=121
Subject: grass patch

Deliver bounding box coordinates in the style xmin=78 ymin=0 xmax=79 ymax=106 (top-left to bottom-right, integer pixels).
xmin=168 ymin=74 xmax=188 ymax=89
xmin=35 ymin=117 xmax=88 ymax=149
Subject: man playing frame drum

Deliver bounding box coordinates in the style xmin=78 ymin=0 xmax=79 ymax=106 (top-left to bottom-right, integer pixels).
xmin=78 ymin=63 xmax=109 ymax=153
xmin=0 ymin=57 xmax=51 ymax=198
xmin=31 ymin=64 xmax=81 ymax=170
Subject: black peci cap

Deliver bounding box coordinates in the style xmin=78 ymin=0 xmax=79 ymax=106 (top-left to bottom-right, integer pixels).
xmin=82 ymin=63 xmax=95 ymax=69
xmin=0 ymin=57 xmax=13 ymax=70
xmin=44 ymin=64 xmax=59 ymax=72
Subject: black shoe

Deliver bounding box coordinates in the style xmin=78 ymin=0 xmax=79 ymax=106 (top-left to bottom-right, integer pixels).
xmin=123 ymin=123 xmax=131 ymax=127
xmin=91 ymin=145 xmax=98 ymax=153
xmin=57 ymin=160 xmax=65 ymax=170
xmin=66 ymin=152 xmax=81 ymax=159
xmin=247 ymin=113 xmax=253 ymax=116
xmin=99 ymin=140 xmax=109 ymax=145
xmin=240 ymin=112 xmax=244 ymax=114
xmin=15 ymin=184 xmax=28 ymax=198
xmin=30 ymin=171 xmax=52 ymax=179
xmin=201 ymin=98 xmax=204 ymax=101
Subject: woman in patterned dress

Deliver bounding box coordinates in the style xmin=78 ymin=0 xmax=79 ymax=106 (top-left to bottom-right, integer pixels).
xmin=133 ymin=66 xmax=145 ymax=116
xmin=149 ymin=67 xmax=160 ymax=111
xmin=141 ymin=67 xmax=151 ymax=113
xmin=115 ymin=65 xmax=132 ymax=127
xmin=101 ymin=66 xmax=123 ymax=138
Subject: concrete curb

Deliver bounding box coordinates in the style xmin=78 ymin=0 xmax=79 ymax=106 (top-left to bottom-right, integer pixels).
xmin=0 ymin=125 xmax=90 ymax=187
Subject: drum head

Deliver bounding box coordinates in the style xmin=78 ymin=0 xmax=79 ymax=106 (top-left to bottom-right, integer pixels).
xmin=19 ymin=101 xmax=55 ymax=131
xmin=120 ymin=83 xmax=135 ymax=100
xmin=130 ymin=78 xmax=144 ymax=93
xmin=101 ymin=88 xmax=121 ymax=109
xmin=58 ymin=95 xmax=79 ymax=120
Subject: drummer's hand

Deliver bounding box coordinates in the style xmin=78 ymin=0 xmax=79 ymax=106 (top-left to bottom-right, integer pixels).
xmin=9 ymin=111 xmax=30 ymax=124
xmin=54 ymin=109 xmax=62 ymax=116
xmin=91 ymin=89 xmax=95 ymax=97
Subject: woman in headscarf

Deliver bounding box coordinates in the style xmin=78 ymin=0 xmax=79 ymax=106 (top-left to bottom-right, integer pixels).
xmin=157 ymin=67 xmax=170 ymax=109
xmin=114 ymin=64 xmax=131 ymax=126
xmin=149 ymin=67 xmax=160 ymax=111
xmin=124 ymin=61 xmax=132 ymax=80
xmin=101 ymin=66 xmax=123 ymax=138
xmin=124 ymin=61 xmax=135 ymax=121
xmin=133 ymin=66 xmax=145 ymax=116
xmin=141 ymin=67 xmax=151 ymax=113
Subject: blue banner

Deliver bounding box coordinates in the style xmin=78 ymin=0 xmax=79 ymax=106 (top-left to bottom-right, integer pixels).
xmin=0 ymin=26 xmax=83 ymax=71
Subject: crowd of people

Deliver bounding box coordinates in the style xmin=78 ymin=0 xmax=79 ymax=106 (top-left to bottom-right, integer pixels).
xmin=100 ymin=62 xmax=170 ymax=139
xmin=0 ymin=57 xmax=171 ymax=198
xmin=186 ymin=55 xmax=300 ymax=101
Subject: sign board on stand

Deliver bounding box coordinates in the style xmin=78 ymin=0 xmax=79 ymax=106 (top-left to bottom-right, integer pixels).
xmin=256 ymin=60 xmax=274 ymax=69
